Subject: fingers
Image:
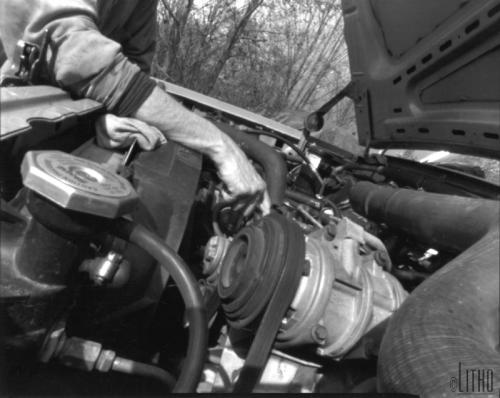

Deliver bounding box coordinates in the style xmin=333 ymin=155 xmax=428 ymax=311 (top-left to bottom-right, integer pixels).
xmin=217 ymin=163 xmax=266 ymax=204
xmin=215 ymin=136 xmax=270 ymax=217
xmin=95 ymin=114 xmax=166 ymax=151
xmin=216 ymin=188 xmax=269 ymax=224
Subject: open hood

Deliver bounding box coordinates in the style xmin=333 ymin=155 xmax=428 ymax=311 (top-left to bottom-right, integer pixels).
xmin=341 ymin=0 xmax=500 ymax=159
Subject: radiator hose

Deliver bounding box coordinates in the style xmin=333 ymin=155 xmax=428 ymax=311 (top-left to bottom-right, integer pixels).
xmin=349 ymin=182 xmax=500 ymax=396
xmin=111 ymin=218 xmax=208 ymax=393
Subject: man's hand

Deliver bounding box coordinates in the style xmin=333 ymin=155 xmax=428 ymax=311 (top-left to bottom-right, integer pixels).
xmin=213 ymin=133 xmax=271 ymax=215
xmin=131 ymin=86 xmax=271 ymax=215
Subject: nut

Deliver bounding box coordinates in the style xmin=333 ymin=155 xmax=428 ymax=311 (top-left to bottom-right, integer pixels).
xmin=312 ymin=325 xmax=328 ymax=344
xmin=95 ymin=349 xmax=117 ymax=372
xmin=39 ymin=328 xmax=66 ymax=363
xmin=58 ymin=337 xmax=102 ymax=371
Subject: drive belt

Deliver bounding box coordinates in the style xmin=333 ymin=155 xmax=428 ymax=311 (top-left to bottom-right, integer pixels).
xmin=232 ymin=213 xmax=305 ymax=392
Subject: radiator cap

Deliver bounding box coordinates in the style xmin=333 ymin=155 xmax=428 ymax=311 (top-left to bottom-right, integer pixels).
xmin=21 ymin=150 xmax=138 ymax=219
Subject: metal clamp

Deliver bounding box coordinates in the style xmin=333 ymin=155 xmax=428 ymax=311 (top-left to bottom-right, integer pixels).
xmin=11 ymin=30 xmax=49 ymax=84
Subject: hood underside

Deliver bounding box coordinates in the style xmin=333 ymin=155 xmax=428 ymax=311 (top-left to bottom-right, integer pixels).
xmin=341 ymin=0 xmax=500 ymax=159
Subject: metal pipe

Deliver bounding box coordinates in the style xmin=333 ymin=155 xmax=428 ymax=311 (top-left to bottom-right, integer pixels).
xmin=112 ymin=356 xmax=176 ymax=390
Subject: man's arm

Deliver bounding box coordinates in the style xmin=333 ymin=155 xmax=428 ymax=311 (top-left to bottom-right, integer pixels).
xmin=0 ymin=0 xmax=269 ymax=211
xmin=133 ymin=87 xmax=270 ymax=211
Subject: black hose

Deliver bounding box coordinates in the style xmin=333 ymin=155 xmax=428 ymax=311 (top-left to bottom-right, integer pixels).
xmin=112 ymin=357 xmax=176 ymax=390
xmin=349 ymin=181 xmax=498 ymax=252
xmin=213 ymin=122 xmax=287 ymax=206
xmin=348 ymin=182 xmax=500 ymax=396
xmin=111 ymin=218 xmax=208 ymax=393
xmin=243 ymin=129 xmax=324 ymax=187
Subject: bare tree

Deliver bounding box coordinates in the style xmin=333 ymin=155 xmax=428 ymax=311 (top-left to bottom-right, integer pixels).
xmin=153 ymin=0 xmax=351 ymax=124
xmin=153 ymin=0 xmax=264 ymax=94
xmin=203 ymin=0 xmax=264 ymax=93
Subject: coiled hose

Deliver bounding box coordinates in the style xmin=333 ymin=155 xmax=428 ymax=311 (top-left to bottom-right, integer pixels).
xmin=111 ymin=218 xmax=208 ymax=393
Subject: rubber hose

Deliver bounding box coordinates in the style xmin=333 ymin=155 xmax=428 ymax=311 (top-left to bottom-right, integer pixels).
xmin=378 ymin=228 xmax=500 ymax=396
xmin=112 ymin=357 xmax=176 ymax=390
xmin=213 ymin=121 xmax=287 ymax=206
xmin=348 ymin=182 xmax=500 ymax=396
xmin=111 ymin=219 xmax=208 ymax=393
xmin=349 ymin=181 xmax=497 ymax=253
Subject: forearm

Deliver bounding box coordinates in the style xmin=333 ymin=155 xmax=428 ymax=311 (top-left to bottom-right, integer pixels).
xmin=132 ymin=86 xmax=229 ymax=165
xmin=131 ymin=86 xmax=269 ymax=212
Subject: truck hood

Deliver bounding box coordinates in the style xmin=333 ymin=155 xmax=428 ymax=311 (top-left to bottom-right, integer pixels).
xmin=341 ymin=0 xmax=500 ymax=159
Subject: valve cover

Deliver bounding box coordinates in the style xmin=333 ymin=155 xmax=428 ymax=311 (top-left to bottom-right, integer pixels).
xmin=21 ymin=150 xmax=138 ymax=218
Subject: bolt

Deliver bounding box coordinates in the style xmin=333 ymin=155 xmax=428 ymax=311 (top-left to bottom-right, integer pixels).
xmin=203 ymin=236 xmax=222 ymax=275
xmin=312 ymin=325 xmax=328 ymax=344
xmin=324 ymin=223 xmax=337 ymax=241
xmin=205 ymin=238 xmax=219 ymax=261
xmin=92 ymin=251 xmax=122 ymax=286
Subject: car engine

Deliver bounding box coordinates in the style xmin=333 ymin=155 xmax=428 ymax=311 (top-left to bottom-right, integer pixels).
xmin=1 ymin=84 xmax=499 ymax=395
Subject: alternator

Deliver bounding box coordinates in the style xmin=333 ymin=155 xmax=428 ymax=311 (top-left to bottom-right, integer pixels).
xmin=277 ymin=217 xmax=407 ymax=358
xmin=215 ymin=214 xmax=407 ymax=360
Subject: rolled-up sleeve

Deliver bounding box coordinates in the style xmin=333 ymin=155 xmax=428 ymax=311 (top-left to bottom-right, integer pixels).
xmin=0 ymin=0 xmax=156 ymax=116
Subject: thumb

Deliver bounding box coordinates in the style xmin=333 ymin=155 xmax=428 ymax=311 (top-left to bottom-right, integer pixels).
xmin=259 ymin=190 xmax=271 ymax=215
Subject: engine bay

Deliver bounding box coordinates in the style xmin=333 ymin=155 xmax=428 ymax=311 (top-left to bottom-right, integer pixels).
xmin=1 ymin=85 xmax=499 ymax=395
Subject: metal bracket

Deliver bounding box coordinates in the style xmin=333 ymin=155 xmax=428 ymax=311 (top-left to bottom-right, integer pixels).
xmin=11 ymin=30 xmax=49 ymax=84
